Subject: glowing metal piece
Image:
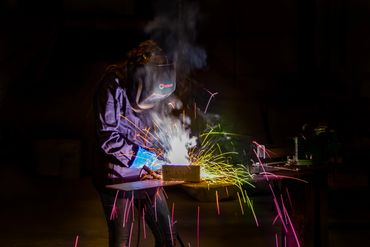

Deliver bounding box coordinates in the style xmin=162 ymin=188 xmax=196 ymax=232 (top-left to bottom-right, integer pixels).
xmin=162 ymin=164 xmax=200 ymax=182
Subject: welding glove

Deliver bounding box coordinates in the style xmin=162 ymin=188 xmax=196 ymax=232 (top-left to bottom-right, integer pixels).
xmin=130 ymin=146 xmax=165 ymax=171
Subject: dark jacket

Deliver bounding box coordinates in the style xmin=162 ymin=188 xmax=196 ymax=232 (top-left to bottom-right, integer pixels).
xmin=93 ymin=73 xmax=154 ymax=189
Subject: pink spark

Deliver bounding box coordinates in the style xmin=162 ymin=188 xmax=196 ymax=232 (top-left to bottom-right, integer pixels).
xmin=272 ymin=214 xmax=279 ymax=225
xmin=282 ymin=199 xmax=301 ymax=247
xmin=280 ymin=194 xmax=288 ymax=223
xmin=74 ymin=235 xmax=79 ymax=247
xmin=275 ymin=233 xmax=279 ymax=247
xmin=284 ymin=236 xmax=287 ymax=247
xmin=142 ymin=207 xmax=147 ymax=239
xmin=203 ymin=88 xmax=218 ymax=114
xmin=268 ymin=183 xmax=278 ymax=206
xmin=252 ymin=141 xmax=272 ymax=158
xmin=260 ymin=172 xmax=308 ymax=184
xmin=273 ymin=197 xmax=288 ymax=233
xmin=123 ymin=197 xmax=130 ymax=227
xmin=285 ymin=187 xmax=293 ymax=210
xmin=155 ymin=188 xmax=162 ymax=201
xmin=124 ymin=193 xmax=134 ymax=226
xmin=162 ymin=187 xmax=169 ymax=199
xmin=171 ymin=202 xmax=175 ymax=226
xmin=131 ymin=193 xmax=135 ymax=222
xmin=168 ymin=214 xmax=174 ymax=246
xmin=110 ymin=190 xmax=119 ymax=220
xmin=128 ymin=222 xmax=134 ymax=247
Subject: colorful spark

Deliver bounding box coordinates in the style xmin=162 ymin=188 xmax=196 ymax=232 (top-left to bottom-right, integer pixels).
xmin=74 ymin=235 xmax=79 ymax=247
xmin=215 ymin=190 xmax=220 ymax=215
xmin=142 ymin=207 xmax=147 ymax=239
xmin=128 ymin=222 xmax=134 ymax=247
xmin=237 ymin=191 xmax=244 ymax=215
xmin=252 ymin=141 xmax=306 ymax=247
xmin=121 ymin=109 xmax=255 ymax=196
xmin=189 ymin=127 xmax=254 ymax=191
xmin=203 ymin=88 xmax=218 ymax=114
xmin=109 ymin=190 xmax=119 ymax=220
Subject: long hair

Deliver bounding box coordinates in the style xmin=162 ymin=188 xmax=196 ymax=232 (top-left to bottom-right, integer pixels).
xmin=101 ymin=40 xmax=165 ymax=89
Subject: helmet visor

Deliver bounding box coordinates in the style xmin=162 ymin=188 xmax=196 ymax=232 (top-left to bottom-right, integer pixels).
xmin=133 ymin=63 xmax=176 ymax=109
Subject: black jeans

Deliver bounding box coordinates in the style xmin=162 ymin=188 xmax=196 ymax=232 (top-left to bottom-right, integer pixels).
xmin=99 ymin=188 xmax=177 ymax=247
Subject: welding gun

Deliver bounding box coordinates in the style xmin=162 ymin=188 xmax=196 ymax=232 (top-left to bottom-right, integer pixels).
xmin=141 ymin=165 xmax=162 ymax=180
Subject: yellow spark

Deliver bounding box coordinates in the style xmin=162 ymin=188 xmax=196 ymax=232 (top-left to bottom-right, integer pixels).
xmin=245 ymin=189 xmax=259 ymax=227
xmin=215 ymin=190 xmax=220 ymax=215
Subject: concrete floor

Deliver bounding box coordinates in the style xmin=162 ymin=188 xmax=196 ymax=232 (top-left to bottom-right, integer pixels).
xmin=0 ymin=164 xmax=369 ymax=247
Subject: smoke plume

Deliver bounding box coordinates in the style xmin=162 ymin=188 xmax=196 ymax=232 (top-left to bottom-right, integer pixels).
xmin=144 ymin=0 xmax=207 ymax=164
xmin=145 ymin=0 xmax=207 ymax=77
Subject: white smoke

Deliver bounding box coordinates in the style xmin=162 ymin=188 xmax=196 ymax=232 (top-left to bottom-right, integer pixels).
xmin=150 ymin=100 xmax=197 ymax=164
xmin=144 ymin=1 xmax=205 ymax=164
xmin=144 ymin=0 xmax=207 ymax=75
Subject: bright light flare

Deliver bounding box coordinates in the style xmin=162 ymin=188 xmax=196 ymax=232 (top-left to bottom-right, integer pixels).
xmin=150 ymin=111 xmax=197 ymax=164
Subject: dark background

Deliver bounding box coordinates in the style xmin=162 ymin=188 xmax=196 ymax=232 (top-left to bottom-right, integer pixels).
xmin=0 ymin=0 xmax=369 ymax=182
xmin=0 ymin=1 xmax=369 ymax=246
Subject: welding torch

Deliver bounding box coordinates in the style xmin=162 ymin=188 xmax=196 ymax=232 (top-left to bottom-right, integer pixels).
xmin=141 ymin=165 xmax=162 ymax=180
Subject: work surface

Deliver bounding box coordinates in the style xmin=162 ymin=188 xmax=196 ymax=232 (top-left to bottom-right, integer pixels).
xmin=0 ymin=165 xmax=368 ymax=247
xmin=106 ymin=179 xmax=185 ymax=191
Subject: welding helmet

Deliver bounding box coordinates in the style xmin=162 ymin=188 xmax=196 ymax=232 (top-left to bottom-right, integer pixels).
xmin=126 ymin=40 xmax=176 ymax=112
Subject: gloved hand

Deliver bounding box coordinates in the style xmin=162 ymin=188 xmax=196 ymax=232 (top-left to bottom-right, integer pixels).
xmin=130 ymin=146 xmax=165 ymax=171
xmin=140 ymin=165 xmax=162 ymax=180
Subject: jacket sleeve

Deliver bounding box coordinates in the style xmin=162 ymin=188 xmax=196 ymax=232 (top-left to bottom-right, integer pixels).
xmin=96 ymin=79 xmax=136 ymax=167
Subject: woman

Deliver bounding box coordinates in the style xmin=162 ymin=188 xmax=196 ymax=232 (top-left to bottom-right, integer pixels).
xmin=93 ymin=39 xmax=178 ymax=247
